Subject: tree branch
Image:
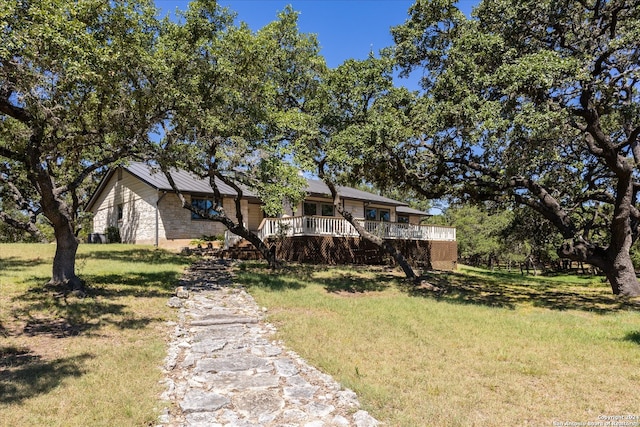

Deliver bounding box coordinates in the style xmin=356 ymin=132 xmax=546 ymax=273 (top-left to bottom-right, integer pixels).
xmin=0 ymin=145 xmax=27 ymax=162
xmin=0 ymin=211 xmax=47 ymax=242
xmin=214 ymin=171 xmax=246 ymax=226
xmin=0 ymin=98 xmax=32 ymax=124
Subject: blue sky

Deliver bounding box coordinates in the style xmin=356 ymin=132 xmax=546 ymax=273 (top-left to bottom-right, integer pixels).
xmin=155 ymin=1 xmax=477 ymax=72
xmin=216 ymin=0 xmax=416 ymax=68
xmin=152 ymin=1 xmax=470 ymax=206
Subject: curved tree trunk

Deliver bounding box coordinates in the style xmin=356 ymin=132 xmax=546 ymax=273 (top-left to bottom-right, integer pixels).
xmin=600 ymin=251 xmax=640 ymax=296
xmin=345 ymin=210 xmax=418 ymax=280
xmin=216 ymin=173 xmax=280 ymax=269
xmin=162 ymin=166 xmax=280 ymax=269
xmin=321 ymin=176 xmax=417 ymax=280
xmin=559 ymin=239 xmax=640 ymax=297
xmin=226 ymin=222 xmax=278 ymax=269
xmin=539 ymin=166 xmax=640 ymax=297
xmin=30 ymin=149 xmax=85 ymax=293
xmin=599 ymin=174 xmax=640 ymax=297
xmin=42 ymin=200 xmax=84 ymax=292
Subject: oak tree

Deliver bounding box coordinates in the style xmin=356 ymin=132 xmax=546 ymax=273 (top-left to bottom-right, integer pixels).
xmin=158 ymin=2 xmax=319 ymax=268
xmin=379 ymin=0 xmax=640 ymax=295
xmin=0 ymin=0 xmax=167 ymax=291
xmin=282 ymin=54 xmax=421 ymax=279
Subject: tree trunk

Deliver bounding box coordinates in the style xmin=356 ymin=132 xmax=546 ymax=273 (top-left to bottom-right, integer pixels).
xmin=601 ymin=175 xmax=640 ymax=297
xmin=228 ymin=223 xmax=279 ymax=269
xmin=29 ymin=149 xmax=84 ymax=293
xmin=43 ymin=199 xmax=84 ymax=293
xmin=529 ymin=256 xmax=537 ymax=276
xmin=342 ymin=211 xmax=418 ymax=279
xmin=556 ymin=172 xmax=640 ymax=296
xmin=559 ymin=239 xmax=640 ymax=297
xmin=50 ymin=224 xmax=83 ymax=291
xmin=600 ymin=250 xmax=640 ymax=297
xmin=320 ymin=176 xmax=417 ymax=280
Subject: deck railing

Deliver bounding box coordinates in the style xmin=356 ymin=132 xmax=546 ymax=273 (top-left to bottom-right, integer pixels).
xmin=255 ymin=216 xmax=456 ymax=242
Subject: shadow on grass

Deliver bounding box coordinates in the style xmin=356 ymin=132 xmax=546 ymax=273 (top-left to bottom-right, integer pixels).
xmin=22 ymin=269 xmax=182 ymax=301
xmin=322 ymin=272 xmax=395 ymax=294
xmin=406 ymin=269 xmax=640 ymax=313
xmin=9 ymin=269 xmax=183 ymax=338
xmin=21 ymin=317 xmax=98 ymax=338
xmin=237 ymin=270 xmax=307 ymax=291
xmin=236 ymin=263 xmax=399 ymax=294
xmin=0 ymin=346 xmax=93 ymax=404
xmin=236 ymin=262 xmax=355 ymax=291
xmin=0 ymin=256 xmax=49 ymax=272
xmin=0 ymin=247 xmax=180 ymax=406
xmin=623 ymin=331 xmax=640 ymax=345
xmin=78 ymin=248 xmax=191 ymax=266
xmin=85 ymin=271 xmax=181 ymax=298
xmin=113 ymin=317 xmax=157 ymax=330
xmin=10 ymin=295 xmax=164 ymax=338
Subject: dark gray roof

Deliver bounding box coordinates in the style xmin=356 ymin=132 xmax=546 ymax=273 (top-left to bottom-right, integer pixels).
xmin=305 ymin=179 xmax=408 ymax=207
xmin=86 ymin=162 xmax=424 ymax=212
xmin=85 ymin=162 xmax=257 ymax=211
xmin=127 ymin=164 xmax=408 ymax=207
xmin=396 ymin=205 xmax=431 ymax=216
xmin=124 ymin=162 xmax=257 ymax=197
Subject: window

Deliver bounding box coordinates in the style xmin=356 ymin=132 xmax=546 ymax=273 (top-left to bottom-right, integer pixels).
xmin=398 ymin=215 xmax=410 ymax=224
xmin=117 ymin=204 xmax=123 ymax=220
xmin=303 ymin=202 xmax=317 ymax=216
xmin=366 ymin=207 xmax=391 ymax=221
xmin=304 ymin=202 xmax=334 ymax=217
xmin=321 ymin=204 xmax=334 ymax=216
xmin=191 ymin=198 xmax=218 ymax=220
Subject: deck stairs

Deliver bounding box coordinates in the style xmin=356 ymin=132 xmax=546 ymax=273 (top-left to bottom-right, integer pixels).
xmin=223 ymin=238 xmax=262 ymax=260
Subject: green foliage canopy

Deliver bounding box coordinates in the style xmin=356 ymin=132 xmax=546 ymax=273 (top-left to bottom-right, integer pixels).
xmin=0 ymin=0 xmax=168 ymax=287
xmin=372 ymin=0 xmax=640 ymax=295
xmin=158 ymin=2 xmax=323 ymax=217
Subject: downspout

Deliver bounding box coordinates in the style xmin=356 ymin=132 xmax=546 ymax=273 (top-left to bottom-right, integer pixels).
xmin=155 ymin=190 xmax=167 ymax=247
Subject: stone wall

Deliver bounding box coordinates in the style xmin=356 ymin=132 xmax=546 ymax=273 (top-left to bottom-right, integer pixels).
xmin=90 ymin=169 xmax=248 ymax=246
xmin=159 ymin=194 xmax=222 ymax=241
xmin=91 ymin=170 xmax=158 ymax=243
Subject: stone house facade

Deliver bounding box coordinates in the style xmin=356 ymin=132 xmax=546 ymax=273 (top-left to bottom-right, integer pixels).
xmin=86 ymin=163 xmax=255 ymax=248
xmin=86 ymin=162 xmax=457 ymax=270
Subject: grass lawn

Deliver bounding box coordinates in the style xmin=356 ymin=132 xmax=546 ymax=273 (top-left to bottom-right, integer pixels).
xmin=237 ymin=263 xmax=640 ymax=427
xmin=0 ymin=243 xmax=192 ymax=427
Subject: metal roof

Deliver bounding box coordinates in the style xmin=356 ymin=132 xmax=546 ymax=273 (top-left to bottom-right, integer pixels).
xmin=396 ymin=205 xmax=431 ymax=216
xmin=305 ymin=179 xmax=408 ymax=207
xmin=86 ymin=162 xmax=428 ymax=213
xmin=124 ymin=162 xmax=257 ymax=197
xmin=128 ymin=163 xmax=409 ymax=207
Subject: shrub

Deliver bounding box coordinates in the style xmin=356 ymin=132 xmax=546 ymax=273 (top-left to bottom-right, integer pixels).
xmin=105 ymin=226 xmax=121 ymax=243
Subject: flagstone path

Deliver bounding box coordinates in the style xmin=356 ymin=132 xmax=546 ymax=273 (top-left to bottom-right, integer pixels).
xmin=157 ymin=258 xmax=380 ymax=427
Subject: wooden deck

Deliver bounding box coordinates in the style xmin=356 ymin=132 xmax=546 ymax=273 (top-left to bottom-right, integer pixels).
xmin=255 ymin=216 xmax=456 ymax=242
xmin=225 ymin=216 xmax=456 ymax=249
xmin=273 ymin=236 xmax=457 ymax=271
xmin=222 ymin=216 xmax=457 ymax=270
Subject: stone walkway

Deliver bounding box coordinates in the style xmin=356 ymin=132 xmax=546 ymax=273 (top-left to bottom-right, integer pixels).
xmin=157 ymin=258 xmax=380 ymax=427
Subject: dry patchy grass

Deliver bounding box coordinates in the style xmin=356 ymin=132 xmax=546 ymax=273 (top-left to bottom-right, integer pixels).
xmin=0 ymin=244 xmax=191 ymax=427
xmin=237 ymin=262 xmax=640 ymax=427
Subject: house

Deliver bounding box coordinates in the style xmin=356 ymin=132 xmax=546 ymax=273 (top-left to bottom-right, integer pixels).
xmin=85 ymin=162 xmax=457 ymax=270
